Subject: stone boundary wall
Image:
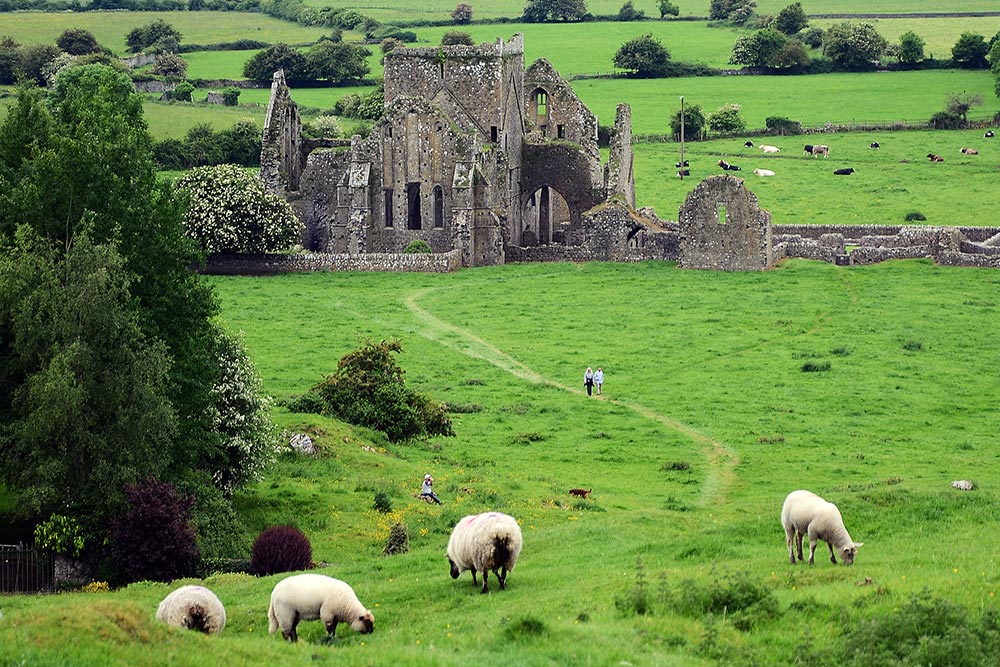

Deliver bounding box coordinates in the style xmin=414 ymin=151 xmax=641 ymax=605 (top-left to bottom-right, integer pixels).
xmin=201 ymin=250 xmax=463 ymax=275
xmin=773 ymin=225 xmax=1000 ymax=242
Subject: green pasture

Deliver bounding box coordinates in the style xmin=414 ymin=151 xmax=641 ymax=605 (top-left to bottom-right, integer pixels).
xmin=298 ymin=0 xmax=1000 ymax=21
xmin=141 ymin=98 xmax=267 ymax=138
xmin=813 ymin=16 xmax=1000 ymax=59
xmin=634 ymin=127 xmax=1000 ymax=225
xmin=183 ymin=47 xmax=385 ymax=82
xmin=0 ymin=11 xmax=330 ymax=53
xmin=3 ymin=260 xmax=998 ymax=666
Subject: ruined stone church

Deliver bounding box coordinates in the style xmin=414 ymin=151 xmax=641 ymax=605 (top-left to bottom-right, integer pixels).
xmin=260 ymin=33 xmax=640 ymax=267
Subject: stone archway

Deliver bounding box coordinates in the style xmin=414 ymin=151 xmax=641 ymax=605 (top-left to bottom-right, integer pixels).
xmin=522 ymin=186 xmax=571 ymax=246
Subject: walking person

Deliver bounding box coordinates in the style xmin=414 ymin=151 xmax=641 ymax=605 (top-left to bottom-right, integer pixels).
xmin=584 ymin=366 xmax=594 ymax=396
xmin=594 ymin=367 xmax=604 ymax=395
xmin=420 ymin=474 xmax=442 ymax=504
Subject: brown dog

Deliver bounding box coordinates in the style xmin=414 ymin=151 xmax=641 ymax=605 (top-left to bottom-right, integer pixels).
xmin=568 ymin=488 xmax=592 ymax=499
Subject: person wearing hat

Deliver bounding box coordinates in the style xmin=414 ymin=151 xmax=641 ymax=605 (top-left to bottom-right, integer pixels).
xmin=420 ymin=474 xmax=442 ymax=504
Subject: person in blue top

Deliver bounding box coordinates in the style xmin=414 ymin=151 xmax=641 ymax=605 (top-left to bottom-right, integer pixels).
xmin=594 ymin=367 xmax=604 ymax=395
xmin=421 ymin=474 xmax=442 ymax=504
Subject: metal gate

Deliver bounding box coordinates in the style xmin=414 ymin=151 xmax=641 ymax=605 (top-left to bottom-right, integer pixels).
xmin=0 ymin=544 xmax=53 ymax=593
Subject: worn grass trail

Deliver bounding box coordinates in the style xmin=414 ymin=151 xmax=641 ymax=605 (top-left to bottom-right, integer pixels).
xmin=404 ymin=285 xmax=740 ymax=508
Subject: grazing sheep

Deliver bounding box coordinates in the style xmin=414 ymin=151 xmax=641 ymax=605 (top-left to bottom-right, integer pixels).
xmin=569 ymin=488 xmax=592 ymax=499
xmin=447 ymin=512 xmax=523 ymax=593
xmin=156 ymin=585 xmax=226 ymax=635
xmin=753 ymin=168 xmax=775 ymax=177
xmin=268 ymin=573 xmax=374 ymax=642
xmin=960 ymin=147 xmax=979 ymax=155
xmin=869 ymin=142 xmax=880 ymax=149
xmin=986 ymin=130 xmax=995 ymax=138
xmin=833 ymin=167 xmax=855 ymax=175
xmin=759 ymin=144 xmax=780 ymax=153
xmin=781 ymin=490 xmax=863 ymax=566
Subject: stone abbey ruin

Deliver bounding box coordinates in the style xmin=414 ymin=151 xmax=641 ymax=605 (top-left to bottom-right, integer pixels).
xmin=239 ymin=34 xmax=1000 ymax=274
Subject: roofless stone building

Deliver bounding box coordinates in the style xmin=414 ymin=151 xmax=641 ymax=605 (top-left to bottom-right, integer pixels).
xmin=260 ymin=34 xmax=638 ymax=267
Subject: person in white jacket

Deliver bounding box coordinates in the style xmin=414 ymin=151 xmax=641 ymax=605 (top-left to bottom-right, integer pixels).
xmin=421 ymin=474 xmax=442 ymax=504
xmin=593 ymin=367 xmax=604 ymax=395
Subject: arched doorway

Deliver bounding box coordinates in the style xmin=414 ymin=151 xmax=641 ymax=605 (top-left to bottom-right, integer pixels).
xmin=521 ymin=186 xmax=570 ymax=246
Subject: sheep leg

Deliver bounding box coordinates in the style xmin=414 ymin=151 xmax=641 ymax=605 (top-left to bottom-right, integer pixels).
xmin=481 ymin=570 xmax=489 ymax=594
xmin=785 ymin=529 xmax=797 ymax=564
xmin=827 ymin=542 xmax=837 ymax=564
xmin=282 ymin=617 xmax=299 ymax=642
xmin=471 ymin=568 xmax=478 ymax=585
xmin=794 ymin=531 xmax=805 ymax=562
xmin=499 ymin=566 xmax=508 ymax=590
xmin=807 ymin=537 xmax=817 ymax=565
xmin=325 ymin=620 xmax=338 ymax=637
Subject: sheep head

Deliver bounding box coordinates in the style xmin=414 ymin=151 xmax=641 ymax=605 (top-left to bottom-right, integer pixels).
xmin=351 ymin=611 xmax=375 ymax=634
xmin=838 ymin=541 xmax=864 ymax=565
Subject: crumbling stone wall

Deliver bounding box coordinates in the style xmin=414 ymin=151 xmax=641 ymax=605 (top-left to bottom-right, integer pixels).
xmin=260 ymin=70 xmax=302 ymax=195
xmin=605 ymin=104 xmax=635 ymax=208
xmin=582 ymin=201 xmax=676 ymax=261
xmin=678 ymin=175 xmax=773 ymax=271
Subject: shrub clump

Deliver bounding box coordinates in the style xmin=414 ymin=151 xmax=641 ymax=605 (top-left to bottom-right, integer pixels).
xmin=403 ymin=239 xmax=432 ymax=253
xmin=250 ymin=525 xmax=313 ymax=576
xmin=373 ymin=491 xmax=393 ymax=513
xmin=801 ymin=360 xmax=832 ymax=372
xmin=837 ymin=592 xmax=1000 ymax=666
xmin=672 ymin=570 xmax=780 ymax=631
xmin=110 ymin=478 xmax=200 ymax=584
xmin=904 ymin=210 xmax=927 ymax=221
xmin=383 ymin=522 xmax=409 ymax=555
xmin=294 ymin=339 xmax=454 ymax=443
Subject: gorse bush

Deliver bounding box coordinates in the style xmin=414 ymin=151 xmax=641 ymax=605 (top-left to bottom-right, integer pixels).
xmin=110 ymin=479 xmax=200 ymax=584
xmin=373 ymin=491 xmax=393 ymax=513
xmin=297 ymin=339 xmax=454 ymax=442
xmin=250 ymin=525 xmax=312 ymax=576
xmin=383 ymin=521 xmax=409 ymax=555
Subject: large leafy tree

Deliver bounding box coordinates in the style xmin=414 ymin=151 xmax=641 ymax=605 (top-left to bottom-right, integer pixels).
xmin=822 ymin=21 xmax=887 ymax=71
xmin=897 ymin=31 xmax=926 ymax=66
xmin=709 ymin=0 xmax=755 ymax=24
xmin=613 ymin=33 xmax=671 ymax=77
xmin=773 ymin=2 xmax=807 ymax=36
xmin=305 ymin=40 xmax=370 ymax=84
xmin=125 ymin=19 xmax=182 ymax=53
xmin=0 ymin=67 xmax=273 ymax=559
xmin=243 ymin=43 xmax=309 ymax=82
xmin=729 ymin=28 xmax=789 ymax=68
xmin=951 ymin=32 xmax=989 ymax=69
xmin=0 ymin=227 xmax=175 ymax=529
xmin=523 ymin=0 xmax=588 ymax=23
xmin=56 ymin=29 xmax=102 ymax=56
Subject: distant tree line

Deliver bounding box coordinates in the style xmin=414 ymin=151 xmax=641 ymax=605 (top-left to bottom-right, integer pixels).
xmin=153 ymin=120 xmax=261 ymax=170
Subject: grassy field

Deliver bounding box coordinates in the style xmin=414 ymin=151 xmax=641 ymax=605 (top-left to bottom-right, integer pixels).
xmin=2 ymin=260 xmax=998 ymax=666
xmin=298 ymin=0 xmax=1000 ymax=21
xmin=634 ymin=127 xmax=1000 ymax=225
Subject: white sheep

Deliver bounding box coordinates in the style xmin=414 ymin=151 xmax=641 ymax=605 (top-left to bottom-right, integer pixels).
xmin=447 ymin=512 xmax=523 ymax=593
xmin=781 ymin=490 xmax=864 ymax=565
xmin=759 ymin=144 xmax=780 ymax=153
xmin=156 ymin=585 xmax=226 ymax=634
xmin=753 ymin=168 xmax=775 ymax=177
xmin=268 ymin=573 xmax=374 ymax=642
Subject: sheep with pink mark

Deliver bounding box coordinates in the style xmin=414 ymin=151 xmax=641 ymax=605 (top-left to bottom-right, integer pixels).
xmin=781 ymin=490 xmax=864 ymax=565
xmin=447 ymin=512 xmax=523 ymax=593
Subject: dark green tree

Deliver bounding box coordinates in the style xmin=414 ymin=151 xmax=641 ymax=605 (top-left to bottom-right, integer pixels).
xmin=729 ymin=28 xmax=788 ymax=68
xmin=16 ymin=44 xmax=60 ymax=86
xmin=670 ymin=102 xmax=705 ymax=140
xmin=710 ymin=0 xmax=756 ymax=24
xmin=243 ymin=43 xmax=308 ymax=82
xmin=441 ymin=31 xmax=475 ymax=46
xmin=897 ymin=31 xmax=925 ymax=65
xmin=617 ymin=1 xmax=645 ymax=21
xmin=773 ymin=2 xmax=807 ymax=36
xmin=822 ymin=21 xmax=887 ymax=71
xmin=523 ymin=0 xmax=588 ymax=23
xmin=0 ymin=67 xmax=242 ymax=533
xmin=451 ymin=2 xmax=473 ymax=23
xmin=56 ymin=28 xmax=101 ymax=56
xmin=305 ymin=40 xmax=370 ymax=84
xmin=0 ymin=226 xmax=176 ymax=528
xmin=613 ymin=33 xmax=671 ymax=77
xmin=0 ymin=37 xmax=20 ymax=85
xmin=951 ymin=32 xmax=989 ymax=69
xmin=125 ymin=19 xmax=182 ymax=53
xmin=769 ymin=38 xmax=810 ymax=68
xmin=152 ymin=52 xmax=187 ymax=79
xmin=658 ymin=0 xmax=679 ymax=18
xmin=171 ymin=80 xmax=195 ymax=102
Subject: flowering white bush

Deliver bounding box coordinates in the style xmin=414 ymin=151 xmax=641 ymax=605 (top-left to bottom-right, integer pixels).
xmin=208 ymin=327 xmax=278 ymax=494
xmin=175 ymin=164 xmax=303 ymax=253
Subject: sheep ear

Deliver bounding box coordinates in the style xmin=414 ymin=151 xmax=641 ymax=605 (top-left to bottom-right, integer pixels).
xmin=854 ymin=542 xmax=864 ymax=548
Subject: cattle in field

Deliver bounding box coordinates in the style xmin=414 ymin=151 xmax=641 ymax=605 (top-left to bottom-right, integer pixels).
xmin=833 ymin=168 xmax=855 ymax=175
xmin=986 ymin=130 xmax=995 ymax=138
xmin=744 ymin=140 xmax=754 ymax=147
xmin=753 ymin=168 xmax=775 ymax=176
xmin=960 ymin=147 xmax=979 ymax=155
xmin=927 ymin=153 xmax=944 ymax=162
xmin=717 ymin=159 xmax=741 ymax=171
xmin=810 ymin=144 xmax=830 ymax=157
xmin=869 ymin=142 xmax=880 ymax=149
xmin=804 ymin=144 xmax=814 ymax=155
